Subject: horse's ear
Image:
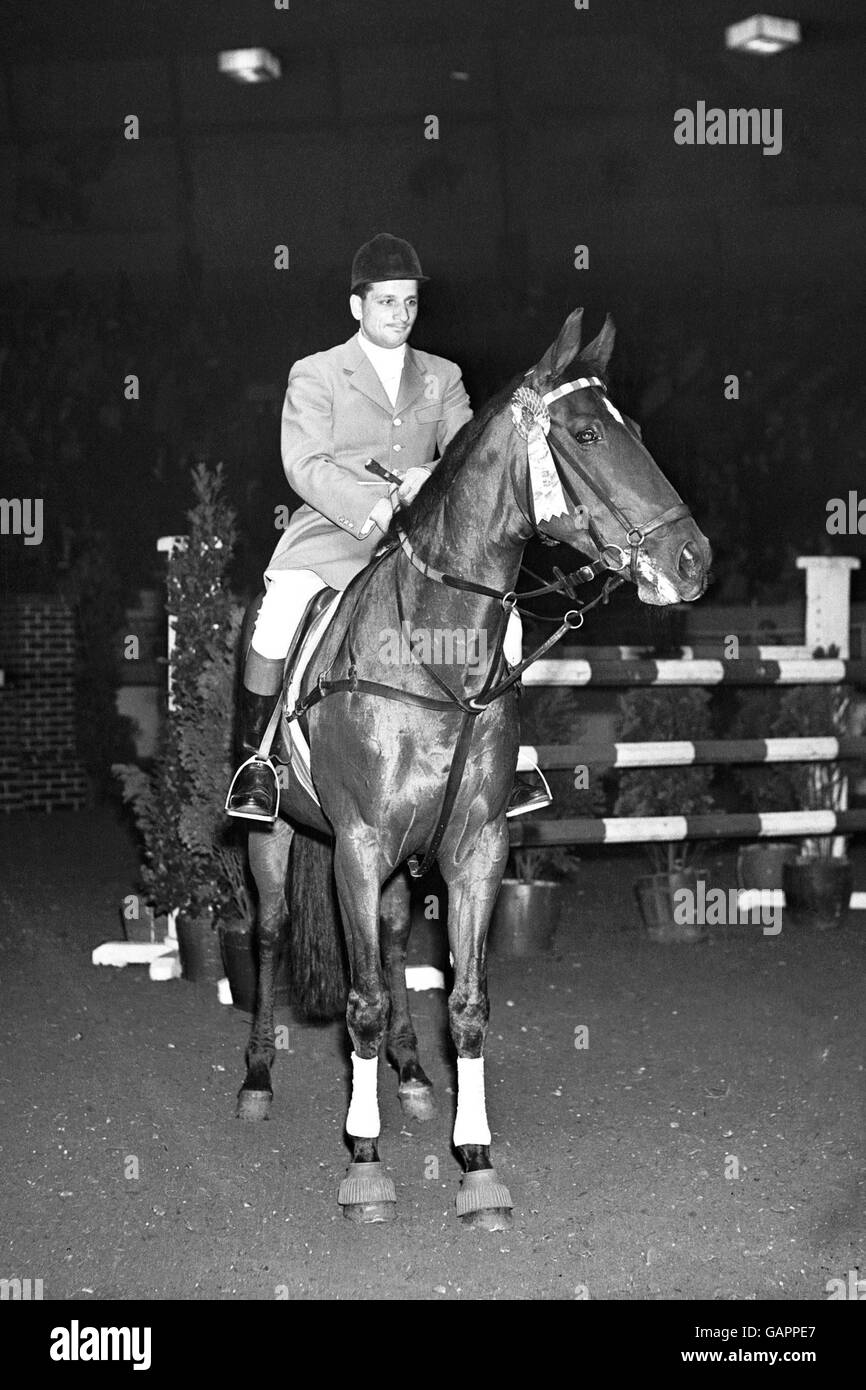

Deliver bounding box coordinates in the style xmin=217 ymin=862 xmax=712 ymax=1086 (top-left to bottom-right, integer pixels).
xmin=531 ymin=308 xmax=584 ymax=385
xmin=578 ymin=313 xmax=616 ymax=378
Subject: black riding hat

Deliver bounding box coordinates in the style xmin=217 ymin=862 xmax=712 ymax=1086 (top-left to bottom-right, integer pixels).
xmin=350 ymin=233 xmax=429 ymax=294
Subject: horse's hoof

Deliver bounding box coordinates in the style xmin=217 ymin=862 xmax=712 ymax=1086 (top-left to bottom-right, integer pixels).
xmin=460 ymin=1206 xmax=513 ymax=1231
xmin=455 ymin=1167 xmax=514 ymax=1229
xmin=398 ymin=1083 xmax=436 ymax=1122
xmin=342 ymin=1200 xmax=397 ymax=1224
xmin=236 ymin=1088 xmax=272 ymax=1122
xmin=338 ymin=1161 xmax=397 ymax=1222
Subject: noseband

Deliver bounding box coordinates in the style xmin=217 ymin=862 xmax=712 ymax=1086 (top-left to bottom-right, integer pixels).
xmin=513 ymin=374 xmax=691 ymax=584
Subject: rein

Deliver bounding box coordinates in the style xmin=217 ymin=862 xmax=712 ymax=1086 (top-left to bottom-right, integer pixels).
xmin=283 ymin=372 xmax=691 ymax=877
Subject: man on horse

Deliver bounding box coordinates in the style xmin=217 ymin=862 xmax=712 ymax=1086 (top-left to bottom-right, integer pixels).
xmin=226 ymin=232 xmax=551 ymax=822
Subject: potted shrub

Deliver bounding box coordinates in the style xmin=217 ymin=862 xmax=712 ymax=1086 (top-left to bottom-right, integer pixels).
xmin=489 ymin=845 xmax=574 ymax=957
xmin=613 ymin=686 xmax=715 ymax=942
xmin=491 ymin=688 xmax=605 ymax=956
xmin=732 ymin=659 xmax=855 ymax=929
xmin=728 ymin=689 xmax=798 ymax=890
xmin=114 ymin=461 xmax=257 ymax=983
xmin=774 ymin=673 xmax=854 ymax=931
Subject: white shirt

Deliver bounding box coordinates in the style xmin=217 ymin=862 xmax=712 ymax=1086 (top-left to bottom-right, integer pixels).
xmin=356 ymin=330 xmax=405 ymax=408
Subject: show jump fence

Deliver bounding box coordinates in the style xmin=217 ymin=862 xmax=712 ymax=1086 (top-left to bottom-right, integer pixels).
xmin=513 ymin=556 xmax=865 ymax=863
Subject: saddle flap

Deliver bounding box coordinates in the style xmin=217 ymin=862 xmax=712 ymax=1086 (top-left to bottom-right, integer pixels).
xmin=273 ymin=586 xmax=339 ymax=773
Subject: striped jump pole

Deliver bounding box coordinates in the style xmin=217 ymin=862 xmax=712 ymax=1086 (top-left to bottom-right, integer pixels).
xmin=522 ymin=658 xmax=866 ymax=688
xmin=519 ymin=737 xmax=866 ymax=769
xmin=509 ymin=809 xmax=866 ymax=847
xmin=559 ymin=644 xmax=816 ymax=662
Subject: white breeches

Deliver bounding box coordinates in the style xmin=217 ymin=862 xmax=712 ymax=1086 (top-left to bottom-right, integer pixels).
xmin=252 ymin=566 xmax=525 ymax=667
xmin=252 ymin=568 xmax=330 ymax=659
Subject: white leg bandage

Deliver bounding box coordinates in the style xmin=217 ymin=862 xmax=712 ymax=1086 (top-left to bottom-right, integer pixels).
xmin=252 ymin=568 xmax=326 ymax=660
xmin=453 ymin=1056 xmax=492 ymax=1147
xmin=503 ymin=609 xmax=523 ymax=669
xmin=345 ymin=1052 xmax=380 ymax=1138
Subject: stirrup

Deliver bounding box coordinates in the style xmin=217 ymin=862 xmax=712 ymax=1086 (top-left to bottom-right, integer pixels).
xmin=225 ymin=754 xmax=280 ymax=823
xmin=506 ymin=765 xmax=553 ymax=819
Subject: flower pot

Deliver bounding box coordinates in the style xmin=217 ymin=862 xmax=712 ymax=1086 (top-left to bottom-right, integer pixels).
xmin=176 ymin=913 xmax=225 ymax=983
xmin=219 ymin=919 xmax=290 ymax=1012
xmin=737 ymin=842 xmax=798 ymax=892
xmin=488 ymin=880 xmax=561 ymax=957
xmin=782 ymin=858 xmax=852 ymax=931
xmin=635 ymin=869 xmax=709 ymax=943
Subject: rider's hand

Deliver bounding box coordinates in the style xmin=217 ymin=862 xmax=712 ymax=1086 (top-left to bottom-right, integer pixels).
xmin=395 ymin=466 xmax=432 ymax=507
xmin=366 ymin=494 xmax=397 ymax=535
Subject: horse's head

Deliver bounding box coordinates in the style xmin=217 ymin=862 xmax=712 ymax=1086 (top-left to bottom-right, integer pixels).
xmin=516 ymin=308 xmax=711 ymax=604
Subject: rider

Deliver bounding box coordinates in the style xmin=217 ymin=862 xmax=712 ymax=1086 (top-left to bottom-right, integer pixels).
xmin=226 ymin=232 xmax=552 ymax=822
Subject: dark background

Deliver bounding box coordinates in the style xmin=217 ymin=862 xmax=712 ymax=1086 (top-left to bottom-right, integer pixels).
xmin=1 ymin=0 xmax=864 ymax=602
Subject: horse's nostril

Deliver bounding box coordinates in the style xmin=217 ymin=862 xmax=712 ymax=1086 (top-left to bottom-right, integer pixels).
xmin=679 ymin=543 xmax=701 ymax=579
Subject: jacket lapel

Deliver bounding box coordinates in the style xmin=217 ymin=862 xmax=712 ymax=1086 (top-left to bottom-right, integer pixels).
xmin=342 ymin=335 xmax=394 ymax=414
xmin=395 ymin=348 xmax=428 ymax=413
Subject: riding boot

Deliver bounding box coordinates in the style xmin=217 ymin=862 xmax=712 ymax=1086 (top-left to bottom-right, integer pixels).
xmin=506 ymin=767 xmax=553 ymax=818
xmin=225 ymin=674 xmax=283 ymax=823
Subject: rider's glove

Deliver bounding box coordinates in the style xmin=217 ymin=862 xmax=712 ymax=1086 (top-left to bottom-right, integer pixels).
xmin=395 ymin=466 xmax=433 ymax=507
xmin=361 ymin=490 xmax=398 ymax=537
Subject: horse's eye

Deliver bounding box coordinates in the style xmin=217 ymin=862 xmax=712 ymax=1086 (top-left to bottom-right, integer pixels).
xmin=576 ymin=429 xmax=597 ymax=445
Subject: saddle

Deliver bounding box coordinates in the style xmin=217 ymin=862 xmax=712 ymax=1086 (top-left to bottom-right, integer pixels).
xmin=271 ymin=585 xmax=340 ymax=804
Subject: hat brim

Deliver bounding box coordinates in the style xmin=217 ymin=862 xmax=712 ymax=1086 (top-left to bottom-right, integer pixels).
xmin=351 ymin=275 xmax=430 ymax=294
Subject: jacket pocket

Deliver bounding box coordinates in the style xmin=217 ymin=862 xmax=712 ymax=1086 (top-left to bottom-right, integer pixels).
xmin=414 ymin=403 xmax=445 ymax=423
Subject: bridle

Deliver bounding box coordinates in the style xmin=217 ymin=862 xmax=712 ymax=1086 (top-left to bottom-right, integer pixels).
xmin=514 ymin=374 xmax=692 ymax=586
xmin=393 ymin=371 xmax=692 ymax=631
xmin=284 ymin=371 xmax=695 ymax=878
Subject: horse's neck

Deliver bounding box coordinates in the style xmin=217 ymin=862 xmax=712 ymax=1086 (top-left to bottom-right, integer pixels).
xmin=409 ymin=431 xmax=528 ymax=602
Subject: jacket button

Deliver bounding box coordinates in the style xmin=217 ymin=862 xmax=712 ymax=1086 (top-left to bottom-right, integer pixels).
xmin=393 ymin=417 xmax=402 ymax=426
xmin=393 ymin=443 xmax=403 ymax=452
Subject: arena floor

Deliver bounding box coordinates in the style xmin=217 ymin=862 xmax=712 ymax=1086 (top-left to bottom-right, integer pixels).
xmin=2 ymin=811 xmax=864 ymax=1301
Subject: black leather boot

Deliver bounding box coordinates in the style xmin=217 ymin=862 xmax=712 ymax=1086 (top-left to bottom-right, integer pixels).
xmin=225 ymin=687 xmax=281 ymax=822
xmin=506 ymin=768 xmax=553 ymax=818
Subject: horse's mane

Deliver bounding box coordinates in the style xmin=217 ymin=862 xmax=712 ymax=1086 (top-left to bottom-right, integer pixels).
xmin=386 ymin=370 xmax=525 ymax=540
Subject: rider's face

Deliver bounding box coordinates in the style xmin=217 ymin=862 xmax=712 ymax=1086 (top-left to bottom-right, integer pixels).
xmin=351 ymin=280 xmax=419 ymax=349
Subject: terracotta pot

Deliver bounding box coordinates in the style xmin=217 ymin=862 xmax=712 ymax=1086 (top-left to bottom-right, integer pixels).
xmin=783 ymin=858 xmax=852 ymax=931
xmin=635 ymin=868 xmax=709 ymax=943
xmin=176 ymin=913 xmax=224 ymax=983
xmin=219 ymin=919 xmax=290 ymax=1012
xmin=737 ymin=842 xmax=798 ymax=891
xmin=488 ymin=880 xmax=561 ymax=957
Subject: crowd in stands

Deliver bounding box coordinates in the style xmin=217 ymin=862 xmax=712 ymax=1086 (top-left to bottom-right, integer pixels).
xmin=1 ymin=269 xmax=863 ymax=609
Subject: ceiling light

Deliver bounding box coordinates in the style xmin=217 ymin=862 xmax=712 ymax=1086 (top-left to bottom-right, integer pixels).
xmin=218 ymin=48 xmax=281 ymax=83
xmin=726 ymin=15 xmax=801 ymax=55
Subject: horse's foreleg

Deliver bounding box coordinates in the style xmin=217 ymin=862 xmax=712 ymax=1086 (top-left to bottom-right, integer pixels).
xmin=441 ymin=824 xmax=514 ymax=1230
xmin=380 ymin=870 xmax=436 ymax=1122
xmin=334 ymin=835 xmax=397 ymax=1222
xmin=237 ymin=820 xmax=293 ymax=1121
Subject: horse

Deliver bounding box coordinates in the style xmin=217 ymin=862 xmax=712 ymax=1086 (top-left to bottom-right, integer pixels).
xmin=235 ymin=307 xmax=712 ymax=1230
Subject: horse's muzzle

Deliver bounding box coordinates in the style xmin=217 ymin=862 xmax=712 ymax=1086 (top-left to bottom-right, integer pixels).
xmin=676 ymin=537 xmax=712 ymax=600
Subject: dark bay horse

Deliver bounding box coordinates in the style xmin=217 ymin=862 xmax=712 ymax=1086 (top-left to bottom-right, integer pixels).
xmin=236 ymin=308 xmax=711 ymax=1229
